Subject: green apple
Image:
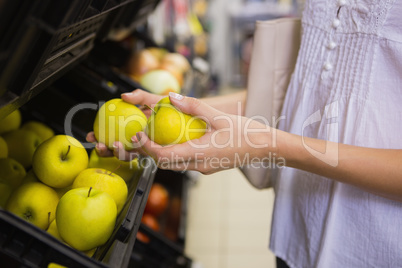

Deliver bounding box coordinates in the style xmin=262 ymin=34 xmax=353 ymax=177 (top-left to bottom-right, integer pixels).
xmin=0 ymin=158 xmax=26 ymax=190
xmin=56 ymin=187 xmax=117 ymax=251
xmin=32 ymin=135 xmax=89 ymax=188
xmin=21 ymin=121 xmax=55 ymax=142
xmin=83 ymin=248 xmax=96 ymax=258
xmin=21 ymin=169 xmax=39 ymax=184
xmin=88 ymin=149 xmax=142 ymax=183
xmin=93 ymin=98 xmax=147 ymax=151
xmin=140 ymin=69 xmax=181 ymax=95
xmin=3 ymin=129 xmax=42 ymax=168
xmin=48 ymin=263 xmax=67 ymax=268
xmin=0 ymin=109 xmax=21 ymax=135
xmin=0 ymin=182 xmax=13 ymax=208
xmin=146 ymin=97 xmax=207 ymax=145
xmin=47 ymin=219 xmax=63 ymax=241
xmin=0 ymin=136 xmax=8 ymax=158
xmin=54 ymin=185 xmax=72 ymax=199
xmin=72 ymin=168 xmax=128 ymax=214
xmin=6 ymin=182 xmax=59 ymax=230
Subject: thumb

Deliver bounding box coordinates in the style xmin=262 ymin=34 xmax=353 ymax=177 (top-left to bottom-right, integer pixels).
xmin=168 ymin=92 xmax=220 ymax=123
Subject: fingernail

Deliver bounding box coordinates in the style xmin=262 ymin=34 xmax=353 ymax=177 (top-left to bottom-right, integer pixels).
xmin=131 ymin=135 xmax=139 ymax=143
xmin=121 ymin=92 xmax=134 ymax=97
xmin=169 ymin=92 xmax=184 ymax=100
xmin=112 ymin=142 xmax=119 ymax=149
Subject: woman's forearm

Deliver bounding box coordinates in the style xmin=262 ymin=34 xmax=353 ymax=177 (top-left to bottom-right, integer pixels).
xmin=201 ymin=90 xmax=247 ymax=115
xmin=274 ymin=129 xmax=402 ymax=202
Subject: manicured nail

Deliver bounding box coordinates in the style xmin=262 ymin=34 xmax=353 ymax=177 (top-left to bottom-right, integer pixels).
xmin=121 ymin=92 xmax=134 ymax=97
xmin=169 ymin=92 xmax=184 ymax=100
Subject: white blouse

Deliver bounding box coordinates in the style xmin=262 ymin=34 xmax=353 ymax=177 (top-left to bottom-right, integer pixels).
xmin=270 ymin=0 xmax=402 ymax=267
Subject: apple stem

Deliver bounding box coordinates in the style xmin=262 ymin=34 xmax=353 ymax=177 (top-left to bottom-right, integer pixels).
xmin=110 ymin=164 xmax=121 ymax=175
xmin=62 ymin=145 xmax=71 ymax=161
xmin=88 ymin=187 xmax=92 ymax=197
xmin=47 ymin=212 xmax=51 ymax=228
xmin=144 ymin=104 xmax=156 ymax=114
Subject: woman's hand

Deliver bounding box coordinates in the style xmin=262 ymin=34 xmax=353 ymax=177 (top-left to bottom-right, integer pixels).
xmin=86 ymin=89 xmax=164 ymax=158
xmin=114 ymin=92 xmax=275 ymax=174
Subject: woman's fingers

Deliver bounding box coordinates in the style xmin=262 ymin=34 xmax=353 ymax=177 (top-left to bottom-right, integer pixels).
xmin=133 ymin=131 xmax=219 ymax=171
xmin=121 ymin=89 xmax=163 ymax=106
xmin=86 ymin=132 xmax=96 ymax=143
xmin=95 ymin=142 xmax=114 ymax=157
xmin=112 ymin=141 xmax=139 ymax=161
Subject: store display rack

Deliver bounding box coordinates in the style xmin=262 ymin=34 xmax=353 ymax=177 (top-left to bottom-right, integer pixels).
xmin=0 ymin=0 xmax=138 ymax=118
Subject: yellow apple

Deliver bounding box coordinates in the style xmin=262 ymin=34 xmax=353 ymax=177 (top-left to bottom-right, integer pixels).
xmin=54 ymin=185 xmax=72 ymax=199
xmin=83 ymin=248 xmax=96 ymax=258
xmin=21 ymin=169 xmax=40 ymax=184
xmin=47 ymin=263 xmax=67 ymax=268
xmin=3 ymin=129 xmax=42 ymax=168
xmin=6 ymin=182 xmax=59 ymax=230
xmin=0 ymin=157 xmax=24 ymax=207
xmin=32 ymin=135 xmax=88 ymax=188
xmin=0 ymin=158 xmax=26 ymax=190
xmin=72 ymin=168 xmax=128 ymax=214
xmin=21 ymin=121 xmax=55 ymax=142
xmin=56 ymin=187 xmax=117 ymax=251
xmin=88 ymin=149 xmax=142 ymax=183
xmin=93 ymin=98 xmax=147 ymax=151
xmin=140 ymin=70 xmax=181 ymax=95
xmin=0 ymin=182 xmax=13 ymax=208
xmin=146 ymin=97 xmax=207 ymax=145
xmin=0 ymin=136 xmax=8 ymax=158
xmin=47 ymin=219 xmax=63 ymax=241
xmin=0 ymin=109 xmax=21 ymax=134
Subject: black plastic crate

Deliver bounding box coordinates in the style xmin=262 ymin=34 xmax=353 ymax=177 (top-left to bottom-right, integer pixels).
xmin=0 ymin=157 xmax=156 ymax=268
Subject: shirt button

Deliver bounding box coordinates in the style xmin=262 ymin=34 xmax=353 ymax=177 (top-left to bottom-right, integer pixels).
xmin=338 ymin=0 xmax=346 ymax=6
xmin=328 ymin=41 xmax=337 ymax=50
xmin=324 ymin=62 xmax=333 ymax=71
xmin=332 ymin=18 xmax=340 ymax=28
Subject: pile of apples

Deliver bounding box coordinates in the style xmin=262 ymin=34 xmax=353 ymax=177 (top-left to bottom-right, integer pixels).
xmin=124 ymin=47 xmax=190 ymax=95
xmin=0 ymin=88 xmax=207 ymax=257
xmin=0 ymin=109 xmax=141 ymax=256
